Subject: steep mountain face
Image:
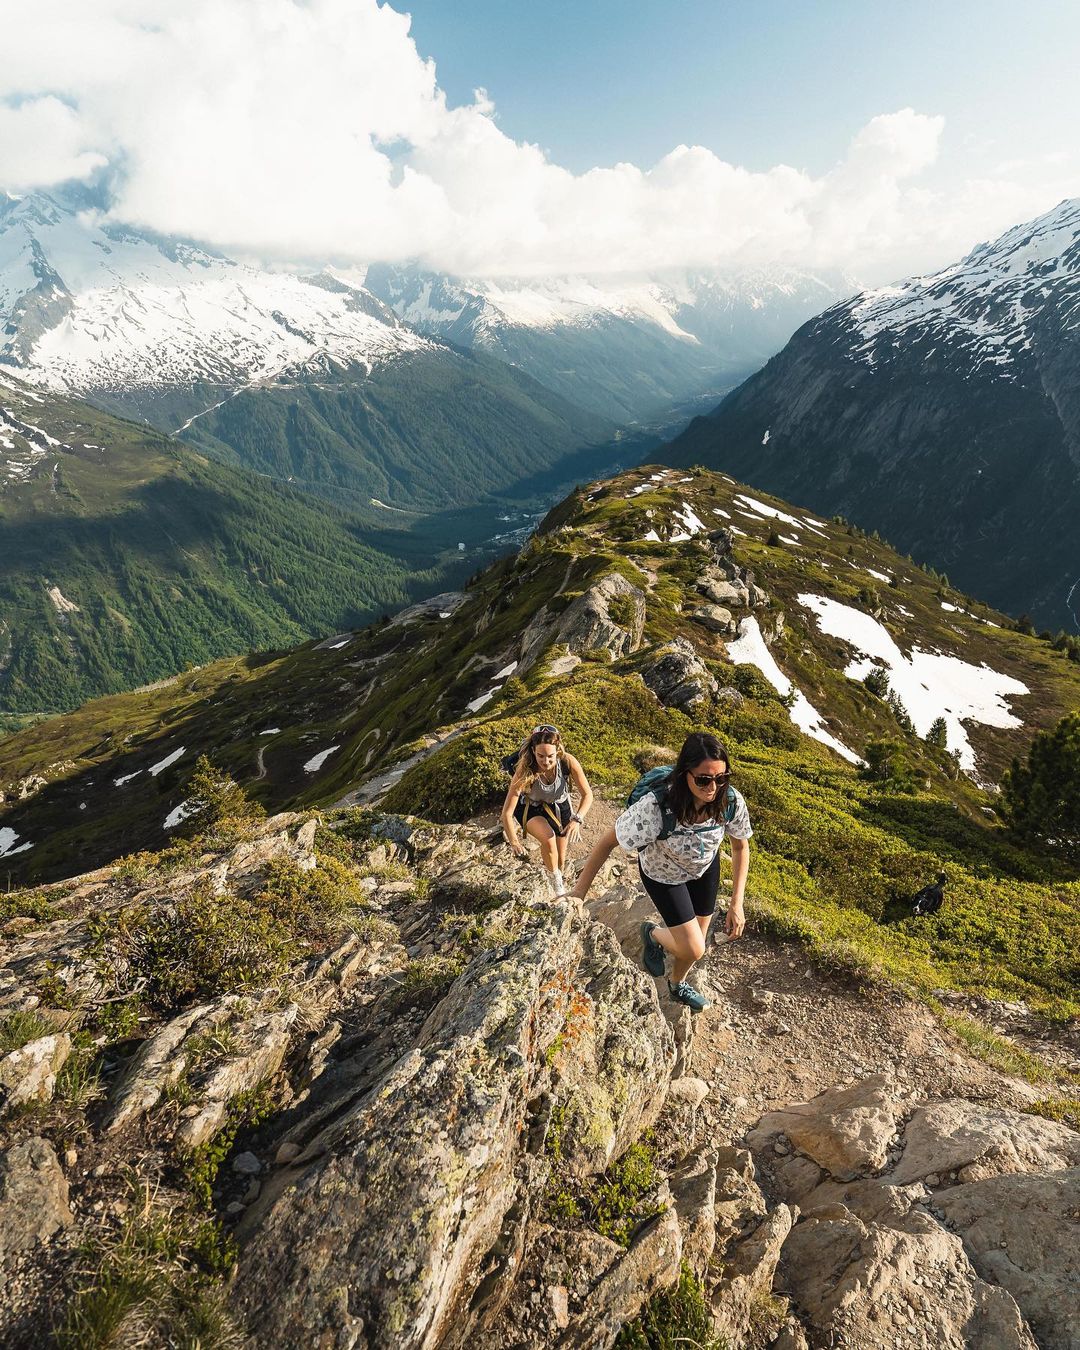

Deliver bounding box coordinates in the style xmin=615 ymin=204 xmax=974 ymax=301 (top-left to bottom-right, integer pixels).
xmin=365 ymin=264 xmax=852 ymax=424
xmin=663 ymin=199 xmax=1080 ymax=631
xmin=0 ymin=369 xmax=468 ymax=715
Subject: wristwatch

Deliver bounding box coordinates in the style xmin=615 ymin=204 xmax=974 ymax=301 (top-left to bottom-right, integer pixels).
xmin=570 ymin=812 xmax=584 ymax=823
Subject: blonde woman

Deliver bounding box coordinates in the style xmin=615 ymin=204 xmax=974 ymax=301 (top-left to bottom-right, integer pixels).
xmin=500 ymin=724 xmax=593 ymax=896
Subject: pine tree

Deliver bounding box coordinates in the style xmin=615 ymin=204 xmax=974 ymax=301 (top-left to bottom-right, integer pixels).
xmin=1001 ymin=712 xmax=1080 ymax=858
xmin=925 ymin=717 xmax=948 ymax=750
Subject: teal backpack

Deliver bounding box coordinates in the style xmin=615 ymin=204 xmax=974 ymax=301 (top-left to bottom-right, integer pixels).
xmin=627 ymin=766 xmax=737 ymax=843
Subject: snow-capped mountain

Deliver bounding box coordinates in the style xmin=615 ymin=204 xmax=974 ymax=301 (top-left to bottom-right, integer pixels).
xmin=0 ymin=190 xmax=622 ymax=515
xmin=365 ymin=263 xmax=852 ymax=423
xmin=844 ymin=197 xmax=1080 ymax=380
xmin=0 ymin=190 xmax=432 ymax=427
xmin=665 ymin=198 xmax=1080 ymax=631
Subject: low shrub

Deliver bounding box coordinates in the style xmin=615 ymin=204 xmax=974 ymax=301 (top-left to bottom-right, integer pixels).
xmin=615 ymin=1263 xmax=726 ymax=1349
xmin=89 ymin=857 xmax=368 ymax=1015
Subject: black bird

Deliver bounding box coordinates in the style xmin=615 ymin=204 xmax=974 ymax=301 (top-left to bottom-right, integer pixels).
xmin=910 ymin=872 xmax=947 ymax=916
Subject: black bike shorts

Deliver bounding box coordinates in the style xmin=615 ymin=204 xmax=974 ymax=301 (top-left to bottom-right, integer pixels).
xmin=638 ymin=852 xmax=720 ymax=929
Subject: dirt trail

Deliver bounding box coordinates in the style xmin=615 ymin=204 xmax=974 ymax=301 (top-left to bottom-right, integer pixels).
xmin=479 ymin=793 xmax=1050 ymax=1141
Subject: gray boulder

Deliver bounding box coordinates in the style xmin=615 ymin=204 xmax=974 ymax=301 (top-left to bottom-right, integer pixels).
xmin=639 ymin=638 xmax=718 ymax=712
xmin=747 ymin=1074 xmax=903 ymax=1182
xmin=691 ymin=604 xmax=736 ymax=635
xmin=0 ymin=1033 xmax=72 ymax=1114
xmin=0 ymin=1137 xmax=73 ymax=1261
xmin=698 ymin=574 xmax=750 ymax=607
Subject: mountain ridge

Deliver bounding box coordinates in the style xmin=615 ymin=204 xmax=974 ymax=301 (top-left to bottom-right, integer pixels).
xmin=662 ymin=197 xmax=1080 ymax=630
xmin=4 ymin=461 xmax=1077 ymax=887
xmin=366 ymin=261 xmax=854 ymax=423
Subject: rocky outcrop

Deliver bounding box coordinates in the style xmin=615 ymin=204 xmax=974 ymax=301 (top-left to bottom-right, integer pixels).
xmin=0 ymin=1033 xmax=71 ymax=1113
xmin=936 ymin=1167 xmax=1080 ymax=1350
xmin=889 ymin=1099 xmax=1080 ymax=1185
xmin=639 ymin=638 xmax=719 ymax=712
xmin=234 ymin=876 xmax=676 ymax=1348
xmin=519 ymin=573 xmax=646 ymax=670
xmin=780 ymin=1201 xmax=1035 ymax=1349
xmin=745 ymin=1075 xmax=1079 ymax=1349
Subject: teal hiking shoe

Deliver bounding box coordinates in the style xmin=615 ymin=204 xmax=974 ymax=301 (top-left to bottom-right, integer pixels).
xmin=668 ymin=979 xmax=709 ymax=1013
xmin=640 ymin=921 xmax=666 ymax=977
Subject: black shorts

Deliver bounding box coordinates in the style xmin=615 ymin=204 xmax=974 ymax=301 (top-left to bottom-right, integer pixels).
xmin=638 ymin=852 xmax=720 ymax=929
xmin=514 ymin=798 xmax=572 ymax=837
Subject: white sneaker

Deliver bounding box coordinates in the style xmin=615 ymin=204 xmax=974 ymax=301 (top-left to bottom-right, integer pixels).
xmin=550 ymin=869 xmax=567 ymax=896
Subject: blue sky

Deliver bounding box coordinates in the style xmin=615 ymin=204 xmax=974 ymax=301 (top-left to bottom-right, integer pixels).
xmin=3 ymin=0 xmax=1078 ymax=279
xmin=404 ymin=0 xmax=1080 ymax=186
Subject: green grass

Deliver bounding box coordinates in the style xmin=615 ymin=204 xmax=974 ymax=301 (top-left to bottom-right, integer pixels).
xmin=54 ymin=1181 xmax=240 ymax=1350
xmin=615 ymin=1264 xmax=728 ymax=1350
xmin=0 ymin=1008 xmax=54 ymax=1053
xmin=385 ymin=657 xmax=1080 ymax=1019
xmin=941 ymin=1013 xmax=1080 ymax=1086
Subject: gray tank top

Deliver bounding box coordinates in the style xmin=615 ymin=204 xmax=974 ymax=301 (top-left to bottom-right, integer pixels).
xmin=526 ymin=760 xmax=570 ymax=804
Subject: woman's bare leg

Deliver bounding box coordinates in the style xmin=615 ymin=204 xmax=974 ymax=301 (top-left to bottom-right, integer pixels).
xmin=650 ymin=918 xmax=706 ymax=983
xmin=525 ymin=817 xmax=559 ymax=874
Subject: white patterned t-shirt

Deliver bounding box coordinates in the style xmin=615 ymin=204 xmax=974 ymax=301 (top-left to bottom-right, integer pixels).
xmin=615 ymin=787 xmax=752 ymax=885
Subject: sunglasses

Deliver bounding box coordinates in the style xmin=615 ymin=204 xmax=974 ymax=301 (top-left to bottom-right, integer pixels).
xmin=532 ymin=724 xmax=559 ymax=737
xmin=691 ymin=772 xmax=730 ymax=787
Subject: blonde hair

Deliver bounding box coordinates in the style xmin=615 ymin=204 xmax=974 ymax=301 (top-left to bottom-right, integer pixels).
xmin=513 ymin=725 xmax=568 ymax=790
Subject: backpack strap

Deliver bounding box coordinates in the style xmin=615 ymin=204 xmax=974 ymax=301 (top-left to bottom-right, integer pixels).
xmin=649 ymin=785 xmax=679 ymax=841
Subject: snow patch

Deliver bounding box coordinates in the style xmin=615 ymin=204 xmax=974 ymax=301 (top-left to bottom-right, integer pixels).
xmin=164 ymin=800 xmax=199 ymax=830
xmin=304 ymin=746 xmax=340 ymax=773
xmin=0 ymin=827 xmax=33 ymax=857
xmin=734 ymin=493 xmax=805 ymax=531
xmin=148 ymin=747 xmax=185 ymax=776
xmin=724 ymin=617 xmax=860 ymax=764
xmin=795 ymin=593 xmax=1029 ymax=773
xmin=670 ymin=501 xmax=706 ymax=541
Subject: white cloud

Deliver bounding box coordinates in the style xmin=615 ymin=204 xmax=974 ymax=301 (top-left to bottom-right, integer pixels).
xmin=0 ymin=97 xmax=108 ymax=190
xmin=1 ymin=1 xmax=1077 ymax=281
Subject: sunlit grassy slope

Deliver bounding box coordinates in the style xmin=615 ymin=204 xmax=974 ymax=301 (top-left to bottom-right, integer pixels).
xmin=2 ymin=465 xmax=1077 ymax=1016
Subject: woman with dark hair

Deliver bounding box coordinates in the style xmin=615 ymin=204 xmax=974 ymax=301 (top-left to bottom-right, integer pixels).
xmin=570 ymin=732 xmax=751 ymax=1012
xmin=500 ymin=724 xmax=593 ymax=896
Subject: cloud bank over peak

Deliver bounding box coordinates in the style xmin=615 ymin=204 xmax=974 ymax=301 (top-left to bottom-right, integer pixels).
xmin=1 ymin=1 xmax=1075 ymax=282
